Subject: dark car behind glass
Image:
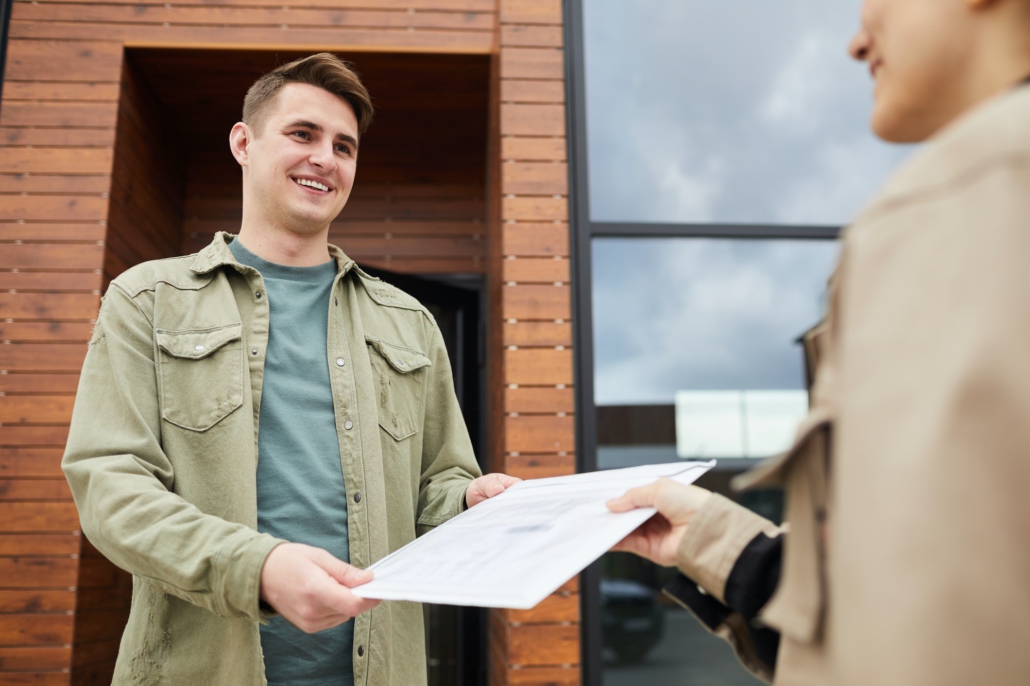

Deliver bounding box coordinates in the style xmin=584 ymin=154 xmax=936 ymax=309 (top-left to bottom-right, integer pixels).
xmin=601 ymin=579 xmax=665 ymax=663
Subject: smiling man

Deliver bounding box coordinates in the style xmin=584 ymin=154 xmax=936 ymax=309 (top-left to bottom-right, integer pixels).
xmin=62 ymin=53 xmax=517 ymax=686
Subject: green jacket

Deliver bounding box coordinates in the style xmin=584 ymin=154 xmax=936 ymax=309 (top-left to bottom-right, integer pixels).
xmin=62 ymin=232 xmax=481 ymax=685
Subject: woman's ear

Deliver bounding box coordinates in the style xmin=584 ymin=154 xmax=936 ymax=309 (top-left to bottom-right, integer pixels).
xmin=229 ymin=122 xmax=252 ymax=167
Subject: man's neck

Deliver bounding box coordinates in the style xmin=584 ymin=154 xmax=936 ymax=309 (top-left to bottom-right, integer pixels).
xmin=234 ymin=221 xmax=332 ymax=267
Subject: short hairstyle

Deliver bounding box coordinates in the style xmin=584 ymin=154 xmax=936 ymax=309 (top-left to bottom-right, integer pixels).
xmin=242 ymin=53 xmax=374 ymax=137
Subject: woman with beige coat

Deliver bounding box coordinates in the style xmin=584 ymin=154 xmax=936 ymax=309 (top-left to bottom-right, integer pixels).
xmin=607 ymin=0 xmax=1030 ymax=684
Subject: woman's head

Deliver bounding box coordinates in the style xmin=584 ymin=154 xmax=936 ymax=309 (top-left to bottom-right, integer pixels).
xmin=849 ymin=0 xmax=1030 ymax=143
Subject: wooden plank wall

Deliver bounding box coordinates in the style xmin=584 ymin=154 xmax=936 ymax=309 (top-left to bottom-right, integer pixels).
xmin=0 ymin=0 xmax=581 ymax=684
xmin=487 ymin=1 xmax=578 ymax=685
xmin=0 ymin=36 xmax=120 ymax=686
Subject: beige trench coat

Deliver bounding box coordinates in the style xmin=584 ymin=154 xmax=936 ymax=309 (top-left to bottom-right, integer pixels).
xmin=675 ymin=83 xmax=1030 ymax=685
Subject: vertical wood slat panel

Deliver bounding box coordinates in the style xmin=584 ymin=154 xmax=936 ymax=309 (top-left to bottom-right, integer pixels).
xmin=490 ymin=0 xmax=578 ymax=682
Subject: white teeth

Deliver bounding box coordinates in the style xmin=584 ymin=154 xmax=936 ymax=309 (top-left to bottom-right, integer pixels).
xmin=295 ymin=178 xmax=330 ymax=192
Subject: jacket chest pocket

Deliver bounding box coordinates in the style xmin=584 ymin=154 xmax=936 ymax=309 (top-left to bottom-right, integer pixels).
xmin=156 ymin=323 xmax=244 ymax=432
xmin=365 ymin=336 xmax=432 ymax=441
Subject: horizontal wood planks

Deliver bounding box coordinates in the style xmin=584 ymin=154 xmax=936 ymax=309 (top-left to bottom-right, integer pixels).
xmin=0 ymin=0 xmax=584 ymax=682
xmin=0 ymin=29 xmax=114 ymax=686
xmin=9 ymin=0 xmax=497 ymax=54
xmin=488 ymin=1 xmax=579 ymax=684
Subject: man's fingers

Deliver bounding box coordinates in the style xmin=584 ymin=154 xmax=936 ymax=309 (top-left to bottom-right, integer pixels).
xmin=337 ymin=564 xmax=374 ymax=588
xmin=320 ymin=583 xmax=380 ymax=620
xmin=311 ymin=548 xmax=374 ymax=588
xmin=484 ymin=473 xmax=520 ymax=494
xmin=467 ymin=473 xmax=522 ymax=508
xmin=606 ymin=481 xmax=660 ymax=512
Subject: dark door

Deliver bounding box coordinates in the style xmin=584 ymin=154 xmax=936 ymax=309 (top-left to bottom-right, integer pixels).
xmin=360 ymin=267 xmax=486 ymax=686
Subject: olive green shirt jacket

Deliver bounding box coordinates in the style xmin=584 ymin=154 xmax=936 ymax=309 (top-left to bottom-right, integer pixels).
xmin=62 ymin=233 xmax=482 ymax=685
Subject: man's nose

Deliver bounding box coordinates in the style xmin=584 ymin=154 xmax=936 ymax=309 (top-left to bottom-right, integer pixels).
xmin=309 ymin=140 xmax=337 ymax=171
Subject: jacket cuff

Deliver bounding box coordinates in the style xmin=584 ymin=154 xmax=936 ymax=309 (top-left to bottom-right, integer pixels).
xmin=676 ymin=494 xmax=779 ymax=604
xmin=212 ymin=531 xmax=288 ymax=621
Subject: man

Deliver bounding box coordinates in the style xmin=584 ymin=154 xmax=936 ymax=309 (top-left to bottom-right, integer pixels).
xmin=607 ymin=0 xmax=1030 ymax=684
xmin=62 ymin=53 xmax=518 ymax=685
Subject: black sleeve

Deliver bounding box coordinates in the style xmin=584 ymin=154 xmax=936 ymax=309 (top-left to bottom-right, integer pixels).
xmin=663 ymin=531 xmax=783 ymax=675
xmin=723 ymin=532 xmax=782 ymax=671
xmin=725 ymin=532 xmax=782 ymax=620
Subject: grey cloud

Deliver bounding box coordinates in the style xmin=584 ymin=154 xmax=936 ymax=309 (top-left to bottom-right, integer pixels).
xmin=583 ymin=0 xmax=913 ymax=226
xmin=592 ymin=238 xmax=840 ymax=405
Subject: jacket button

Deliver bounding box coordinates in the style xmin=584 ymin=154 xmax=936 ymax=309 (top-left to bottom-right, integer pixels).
xmin=336 ymin=358 xmax=345 ymax=367
xmin=195 ymin=345 xmax=205 ymax=352
xmin=251 ymin=349 xmax=259 ymax=356
xmin=354 ymin=492 xmax=361 ymax=503
xmin=345 ymin=421 xmax=354 ymax=430
xmin=255 ymin=291 xmax=262 ymax=300
xmin=358 ymin=645 xmax=364 ymax=657
xmin=334 ymin=297 xmax=338 ymax=306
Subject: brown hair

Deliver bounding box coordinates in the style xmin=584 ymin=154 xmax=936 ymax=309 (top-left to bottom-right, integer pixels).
xmin=242 ymin=53 xmax=374 ymax=137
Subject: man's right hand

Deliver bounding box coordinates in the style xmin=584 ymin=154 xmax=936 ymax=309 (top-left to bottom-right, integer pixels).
xmin=260 ymin=543 xmax=380 ymax=634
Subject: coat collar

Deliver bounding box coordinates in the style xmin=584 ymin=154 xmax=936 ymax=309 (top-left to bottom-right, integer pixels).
xmin=189 ymin=231 xmax=362 ymax=278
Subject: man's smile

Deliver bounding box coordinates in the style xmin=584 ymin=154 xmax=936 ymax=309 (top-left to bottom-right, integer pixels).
xmin=291 ymin=175 xmax=333 ymax=193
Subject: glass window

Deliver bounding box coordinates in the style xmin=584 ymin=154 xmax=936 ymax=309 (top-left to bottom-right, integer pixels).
xmin=592 ymin=237 xmax=838 ymax=684
xmin=583 ymin=0 xmax=912 ymax=225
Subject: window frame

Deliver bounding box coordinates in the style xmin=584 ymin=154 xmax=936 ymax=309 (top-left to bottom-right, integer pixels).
xmin=561 ymin=0 xmax=841 ymax=681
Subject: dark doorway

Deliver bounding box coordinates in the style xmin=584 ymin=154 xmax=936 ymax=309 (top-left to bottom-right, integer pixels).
xmin=362 ymin=267 xmax=487 ymax=686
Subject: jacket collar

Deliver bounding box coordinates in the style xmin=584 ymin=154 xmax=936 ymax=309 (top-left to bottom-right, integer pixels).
xmin=190 ymin=231 xmax=361 ymax=278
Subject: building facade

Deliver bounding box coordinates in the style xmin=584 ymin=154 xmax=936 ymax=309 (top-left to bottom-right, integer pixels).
xmin=0 ymin=0 xmax=578 ymax=683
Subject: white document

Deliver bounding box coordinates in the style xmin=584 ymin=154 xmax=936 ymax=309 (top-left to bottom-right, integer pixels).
xmin=352 ymin=461 xmax=715 ymax=609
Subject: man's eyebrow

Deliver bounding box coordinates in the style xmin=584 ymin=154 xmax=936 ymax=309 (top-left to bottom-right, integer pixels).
xmin=336 ymin=133 xmax=359 ymax=149
xmin=286 ymin=119 xmax=359 ymax=149
xmin=287 ymin=119 xmax=322 ymax=132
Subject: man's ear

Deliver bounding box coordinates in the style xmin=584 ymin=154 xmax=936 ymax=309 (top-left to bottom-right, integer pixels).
xmin=229 ymin=122 xmax=252 ymax=167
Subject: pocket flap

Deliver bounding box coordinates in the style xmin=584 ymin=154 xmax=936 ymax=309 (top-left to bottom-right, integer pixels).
xmin=156 ymin=323 xmax=243 ymax=360
xmin=364 ymin=336 xmax=432 ymax=373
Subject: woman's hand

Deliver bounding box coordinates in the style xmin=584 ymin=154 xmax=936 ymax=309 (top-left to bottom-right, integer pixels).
xmin=606 ymin=479 xmax=713 ymax=567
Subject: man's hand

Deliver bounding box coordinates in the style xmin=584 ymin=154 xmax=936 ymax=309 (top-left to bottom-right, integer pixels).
xmin=605 ymin=479 xmax=712 ymax=568
xmin=259 ymin=543 xmax=380 ymax=634
xmin=464 ymin=473 xmax=522 ymax=508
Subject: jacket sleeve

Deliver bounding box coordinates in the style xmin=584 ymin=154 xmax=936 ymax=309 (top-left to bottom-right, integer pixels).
xmin=663 ymin=494 xmax=785 ymax=683
xmin=414 ymin=314 xmax=483 ymax=533
xmin=62 ymin=283 xmax=284 ymax=621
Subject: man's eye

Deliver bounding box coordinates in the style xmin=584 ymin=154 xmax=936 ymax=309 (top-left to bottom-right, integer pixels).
xmin=336 ymin=145 xmax=352 ymax=155
xmin=292 ymin=131 xmax=309 ymax=139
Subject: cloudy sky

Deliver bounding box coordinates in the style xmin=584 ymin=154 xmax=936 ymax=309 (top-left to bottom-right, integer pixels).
xmin=592 ymin=238 xmax=840 ymax=405
xmin=582 ymin=0 xmax=914 ymax=225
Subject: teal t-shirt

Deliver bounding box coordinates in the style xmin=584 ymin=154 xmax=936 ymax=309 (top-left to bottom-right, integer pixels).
xmin=229 ymin=239 xmax=353 ymax=686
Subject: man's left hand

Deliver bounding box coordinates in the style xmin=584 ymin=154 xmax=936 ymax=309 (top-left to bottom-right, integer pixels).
xmin=464 ymin=473 xmax=522 ymax=509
